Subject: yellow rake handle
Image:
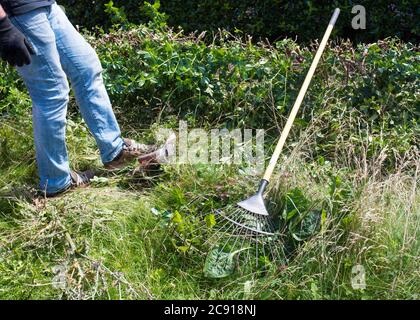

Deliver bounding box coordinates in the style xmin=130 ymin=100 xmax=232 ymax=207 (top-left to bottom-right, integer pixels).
xmin=263 ymin=8 xmax=340 ymax=182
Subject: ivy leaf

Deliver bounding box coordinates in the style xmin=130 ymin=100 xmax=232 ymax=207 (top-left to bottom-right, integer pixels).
xmin=205 ymin=214 xmax=216 ymax=228
xmin=291 ymin=210 xmax=322 ymax=241
xmin=151 ymin=208 xmax=173 ymax=226
xmin=90 ymin=176 xmax=109 ymax=186
xmin=203 ymin=247 xmax=249 ymax=278
xmin=172 ymin=211 xmax=183 ymax=223
xmin=175 ymin=245 xmax=190 ymax=253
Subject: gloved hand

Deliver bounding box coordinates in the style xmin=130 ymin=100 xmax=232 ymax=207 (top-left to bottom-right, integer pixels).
xmin=0 ymin=16 xmax=34 ymax=67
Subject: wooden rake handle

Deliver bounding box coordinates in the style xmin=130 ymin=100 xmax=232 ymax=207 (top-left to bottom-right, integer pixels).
xmin=263 ymin=8 xmax=340 ymax=182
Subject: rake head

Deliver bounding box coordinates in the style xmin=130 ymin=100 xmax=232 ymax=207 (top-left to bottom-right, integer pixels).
xmin=166 ymin=180 xmax=286 ymax=277
xmin=237 ymin=179 xmax=269 ymax=216
xmin=208 ymin=204 xmax=284 ymax=276
xmin=217 ymin=179 xmax=277 ymax=240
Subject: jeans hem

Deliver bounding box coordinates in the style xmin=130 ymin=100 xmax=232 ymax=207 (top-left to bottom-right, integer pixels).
xmin=102 ymin=138 xmax=124 ymax=164
xmin=43 ymin=175 xmax=72 ymax=196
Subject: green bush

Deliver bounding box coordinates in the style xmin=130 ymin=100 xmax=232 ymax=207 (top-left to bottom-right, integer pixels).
xmin=58 ymin=0 xmax=147 ymax=29
xmin=1 ymin=23 xmax=418 ymax=163
xmin=91 ymin=27 xmax=418 ymax=157
xmin=161 ymin=0 xmax=419 ymax=43
xmin=58 ymin=0 xmax=419 ymax=43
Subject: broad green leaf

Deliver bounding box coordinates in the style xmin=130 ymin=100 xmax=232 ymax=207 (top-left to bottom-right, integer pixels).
xmin=172 ymin=211 xmax=183 ymax=224
xmin=205 ymin=214 xmax=216 ymax=228
xmin=175 ymin=245 xmax=190 ymax=253
xmin=90 ymin=176 xmax=110 ymax=186
xmin=204 ymin=247 xmax=249 ymax=278
xmin=151 ymin=208 xmax=173 ymax=226
xmin=291 ymin=210 xmax=321 ymax=241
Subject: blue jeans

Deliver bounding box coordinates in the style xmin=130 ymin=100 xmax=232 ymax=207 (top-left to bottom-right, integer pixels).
xmin=10 ymin=3 xmax=124 ymax=194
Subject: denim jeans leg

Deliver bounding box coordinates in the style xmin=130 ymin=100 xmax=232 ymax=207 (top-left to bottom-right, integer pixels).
xmin=48 ymin=4 xmax=124 ymax=164
xmin=12 ymin=8 xmax=72 ymax=194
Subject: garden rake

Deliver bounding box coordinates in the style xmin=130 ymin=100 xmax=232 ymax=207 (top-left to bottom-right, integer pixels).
xmin=204 ymin=8 xmax=341 ymax=275
xmin=167 ymin=9 xmax=340 ymax=277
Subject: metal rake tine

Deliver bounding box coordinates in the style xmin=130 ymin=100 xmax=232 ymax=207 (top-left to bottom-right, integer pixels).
xmin=221 ymin=207 xmax=247 ymax=226
xmin=229 ymin=225 xmax=243 ymax=251
xmin=261 ymin=234 xmax=267 ymax=263
xmin=266 ymin=214 xmax=279 ymax=234
xmin=216 ymin=210 xmax=245 ymax=249
xmin=187 ymin=207 xmax=237 ymax=245
xmin=259 ymin=215 xmax=284 ymax=262
xmin=261 ymin=220 xmax=280 ymax=262
xmin=243 ymin=224 xmax=255 ymax=269
xmin=266 ymin=235 xmax=278 ymax=263
xmin=219 ymin=208 xmax=251 ymax=237
xmin=186 ymin=218 xmax=216 ymax=244
xmin=217 ymin=225 xmax=241 ymax=257
xmin=235 ymin=212 xmax=249 ymax=247
xmin=255 ymin=229 xmax=259 ymax=268
xmin=201 ymin=215 xmax=238 ymax=248
xmin=218 ymin=209 xmax=251 ymax=246
xmin=202 ymin=228 xmax=224 ymax=248
xmin=174 ymin=216 xmax=212 ymax=246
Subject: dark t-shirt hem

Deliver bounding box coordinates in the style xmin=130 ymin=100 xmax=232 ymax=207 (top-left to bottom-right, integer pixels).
xmin=1 ymin=1 xmax=55 ymax=16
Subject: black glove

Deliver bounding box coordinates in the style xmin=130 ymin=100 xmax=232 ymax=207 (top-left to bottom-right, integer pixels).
xmin=0 ymin=16 xmax=35 ymax=67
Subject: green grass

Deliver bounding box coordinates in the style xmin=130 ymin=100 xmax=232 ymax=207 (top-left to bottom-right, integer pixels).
xmin=0 ymin=112 xmax=418 ymax=300
xmin=0 ymin=24 xmax=418 ymax=300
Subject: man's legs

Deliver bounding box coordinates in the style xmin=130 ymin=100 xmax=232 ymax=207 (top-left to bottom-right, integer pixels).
xmin=11 ymin=7 xmax=71 ymax=194
xmin=11 ymin=5 xmax=125 ymax=194
xmin=48 ymin=4 xmax=124 ymax=164
xmin=11 ymin=5 xmax=165 ymax=194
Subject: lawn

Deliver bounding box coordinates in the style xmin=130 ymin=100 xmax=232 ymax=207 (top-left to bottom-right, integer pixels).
xmin=0 ymin=18 xmax=418 ymax=300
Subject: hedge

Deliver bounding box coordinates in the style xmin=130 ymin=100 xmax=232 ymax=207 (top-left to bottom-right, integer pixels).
xmin=58 ymin=0 xmax=419 ymax=43
xmin=3 ymin=23 xmax=418 ymax=160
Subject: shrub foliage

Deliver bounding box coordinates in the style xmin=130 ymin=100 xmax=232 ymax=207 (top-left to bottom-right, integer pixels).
xmin=59 ymin=0 xmax=419 ymax=43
